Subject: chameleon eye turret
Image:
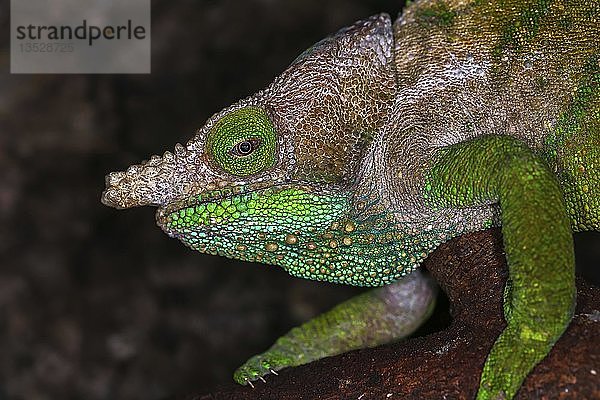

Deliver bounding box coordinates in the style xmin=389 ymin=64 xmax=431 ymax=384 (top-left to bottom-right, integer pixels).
xmin=207 ymin=107 xmax=277 ymax=177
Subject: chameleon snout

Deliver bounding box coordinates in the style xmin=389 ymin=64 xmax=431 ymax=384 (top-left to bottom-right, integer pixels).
xmin=101 ymin=144 xmax=203 ymax=210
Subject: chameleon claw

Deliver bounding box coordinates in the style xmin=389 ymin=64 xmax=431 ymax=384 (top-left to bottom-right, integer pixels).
xmin=259 ymin=376 xmax=267 ymax=383
xmin=270 ymin=369 xmax=279 ymax=375
xmin=246 ymin=378 xmax=255 ymax=389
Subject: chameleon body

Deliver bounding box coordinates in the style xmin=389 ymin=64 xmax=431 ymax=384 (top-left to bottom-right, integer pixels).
xmin=102 ymin=0 xmax=599 ymax=399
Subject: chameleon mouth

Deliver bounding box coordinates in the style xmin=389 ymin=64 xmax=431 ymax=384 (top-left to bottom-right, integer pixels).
xmin=156 ymin=181 xmax=273 ymax=223
xmin=155 ymin=182 xmax=331 ymax=234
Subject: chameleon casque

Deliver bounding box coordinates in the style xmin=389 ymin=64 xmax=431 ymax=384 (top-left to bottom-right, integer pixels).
xmin=102 ymin=0 xmax=599 ymax=398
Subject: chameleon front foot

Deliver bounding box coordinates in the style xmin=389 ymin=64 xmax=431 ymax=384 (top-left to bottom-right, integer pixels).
xmin=476 ymin=326 xmax=551 ymax=400
xmin=428 ymin=136 xmax=576 ymax=400
xmin=233 ymin=271 xmax=436 ymax=387
xmin=233 ymin=348 xmax=290 ymax=386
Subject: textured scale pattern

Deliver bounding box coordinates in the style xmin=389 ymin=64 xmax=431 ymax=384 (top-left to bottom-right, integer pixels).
xmin=162 ymin=186 xmax=447 ymax=285
xmin=426 ymin=135 xmax=576 ymax=398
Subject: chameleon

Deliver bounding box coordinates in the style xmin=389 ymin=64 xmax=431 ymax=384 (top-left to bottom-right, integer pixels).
xmin=101 ymin=0 xmax=600 ymax=398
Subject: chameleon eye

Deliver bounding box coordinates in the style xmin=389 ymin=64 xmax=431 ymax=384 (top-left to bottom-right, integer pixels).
xmin=231 ymin=138 xmax=260 ymax=157
xmin=207 ymin=107 xmax=277 ymax=176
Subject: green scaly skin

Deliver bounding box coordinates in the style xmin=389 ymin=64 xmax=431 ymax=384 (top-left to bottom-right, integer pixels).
xmin=233 ymin=270 xmax=437 ymax=384
xmin=426 ymin=136 xmax=577 ymax=399
xmin=102 ymin=1 xmax=599 ymax=398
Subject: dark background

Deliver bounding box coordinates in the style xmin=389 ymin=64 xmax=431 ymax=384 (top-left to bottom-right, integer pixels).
xmin=0 ymin=1 xmax=598 ymax=399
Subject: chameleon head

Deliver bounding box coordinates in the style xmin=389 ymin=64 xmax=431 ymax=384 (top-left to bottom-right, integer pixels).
xmin=102 ymin=14 xmax=422 ymax=286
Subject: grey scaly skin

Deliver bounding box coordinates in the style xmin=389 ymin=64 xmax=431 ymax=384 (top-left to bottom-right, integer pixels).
xmin=102 ymin=1 xmax=599 ymax=399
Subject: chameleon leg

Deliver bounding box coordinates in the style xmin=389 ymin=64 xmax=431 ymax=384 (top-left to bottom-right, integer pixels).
xmin=426 ymin=135 xmax=576 ymax=400
xmin=234 ymin=270 xmax=437 ymax=385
